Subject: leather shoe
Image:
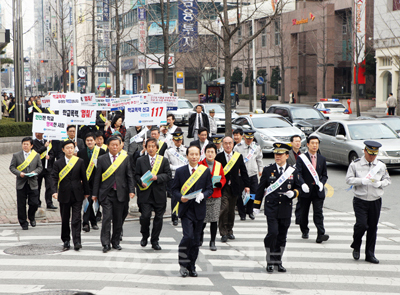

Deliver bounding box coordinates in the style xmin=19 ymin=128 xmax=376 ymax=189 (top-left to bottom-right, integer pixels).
xmin=277 ymin=264 xmax=287 ymax=272
xmin=74 ymin=243 xmax=82 ymax=251
xmin=47 ymin=204 xmax=58 ymax=210
xmin=120 ymin=235 xmax=123 ymax=241
xmin=228 ymin=234 xmax=235 ymax=240
xmin=240 ymin=216 xmax=246 ymax=221
xmin=30 ymin=220 xmax=36 ymax=227
xmin=140 ymin=238 xmax=148 ymax=247
xmin=82 ymin=225 xmax=90 ymax=232
xmin=102 ymin=245 xmax=111 ymax=253
xmin=173 ymin=220 xmax=178 ymax=226
xmin=352 ymin=250 xmax=360 ymax=260
xmin=92 ymin=224 xmax=99 ymax=230
xmin=63 ymin=241 xmax=70 ymax=251
xmin=22 ymin=226 xmax=28 ymax=230
xmin=266 ymin=264 xmax=274 ymax=273
xmin=179 ymin=266 xmax=188 ymax=277
xmin=209 ymin=241 xmax=217 ymax=251
xmin=152 ymin=243 xmax=162 ymax=250
xmin=189 ymin=270 xmax=198 ymax=277
xmin=248 ymin=213 xmax=255 ymax=220
xmin=302 ymin=232 xmax=309 ymax=239
xmin=112 ymin=244 xmax=122 ymax=250
xmin=366 ymin=256 xmax=379 ymax=264
xmin=316 ymin=234 xmax=329 ymax=243
xmin=221 ymin=235 xmax=228 ymax=243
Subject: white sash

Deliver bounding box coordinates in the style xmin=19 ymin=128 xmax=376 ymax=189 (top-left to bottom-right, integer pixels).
xmin=170 ymin=149 xmax=189 ymax=165
xmin=130 ymin=127 xmax=147 ymax=144
xmin=363 ymin=161 xmax=384 ymax=181
xmin=299 ymin=153 xmax=320 ymax=185
xmin=244 ymin=143 xmax=257 ymax=163
xmin=264 ymin=166 xmax=296 ymax=197
xmin=200 ymin=139 xmax=209 ymax=161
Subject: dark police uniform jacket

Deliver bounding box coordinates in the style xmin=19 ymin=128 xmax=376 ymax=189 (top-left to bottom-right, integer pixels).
xmin=254 ymin=163 xmax=301 ymax=219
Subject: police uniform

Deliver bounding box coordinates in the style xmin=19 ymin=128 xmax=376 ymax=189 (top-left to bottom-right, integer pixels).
xmin=164 ymin=130 xmax=188 ymax=225
xmin=208 ymin=109 xmax=218 ymax=135
xmin=253 ymin=143 xmax=301 ymax=273
xmin=233 ymin=130 xmax=263 ymax=220
xmin=212 ymin=135 xmax=224 ymax=154
xmin=345 ymin=141 xmax=391 ymax=264
xmin=160 ymin=125 xmax=173 ymax=147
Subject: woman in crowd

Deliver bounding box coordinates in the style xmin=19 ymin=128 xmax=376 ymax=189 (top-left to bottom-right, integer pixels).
xmin=105 ymin=114 xmax=126 ymax=139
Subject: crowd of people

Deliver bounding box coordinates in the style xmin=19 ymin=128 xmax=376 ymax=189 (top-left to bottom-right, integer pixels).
xmin=8 ymin=104 xmax=391 ymax=277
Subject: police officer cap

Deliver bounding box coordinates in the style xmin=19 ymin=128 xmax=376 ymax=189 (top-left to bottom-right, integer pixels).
xmin=212 ymin=134 xmax=224 ymax=144
xmin=273 ymin=142 xmax=292 ymax=154
xmin=364 ymin=140 xmax=381 ymax=155
xmin=172 ymin=127 xmax=184 ymax=140
xmin=243 ymin=130 xmax=256 ymax=139
xmin=209 ymin=109 xmax=215 ymax=113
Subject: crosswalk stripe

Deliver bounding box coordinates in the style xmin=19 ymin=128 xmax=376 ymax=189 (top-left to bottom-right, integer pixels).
xmin=216 ymin=233 xmax=399 ymax=240
xmin=96 ymin=287 xmax=222 ymax=295
xmin=0 ymin=236 xmax=177 ymax=242
xmin=201 ymin=228 xmax=400 ymax=234
xmin=0 ymin=285 xmax=46 ymax=294
xmin=233 ymin=222 xmax=355 ymax=227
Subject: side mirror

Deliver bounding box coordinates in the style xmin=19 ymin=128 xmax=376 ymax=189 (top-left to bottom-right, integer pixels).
xmin=336 ymin=135 xmax=346 ymax=140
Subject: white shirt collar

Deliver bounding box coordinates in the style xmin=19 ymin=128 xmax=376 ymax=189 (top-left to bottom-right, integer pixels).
xmin=65 ymin=156 xmax=70 ymax=164
xmin=189 ymin=164 xmax=198 ymax=174
xmin=109 ymin=152 xmax=120 ymax=162
xmin=276 ymin=163 xmax=287 ymax=171
xmin=224 ymin=151 xmax=233 ymax=158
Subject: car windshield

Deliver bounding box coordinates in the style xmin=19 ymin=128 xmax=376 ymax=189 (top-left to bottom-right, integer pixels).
xmin=348 ymin=123 xmax=399 ymax=140
xmin=251 ymin=117 xmax=292 ymax=128
xmin=324 ymin=103 xmax=345 ymax=109
xmin=380 ymin=118 xmax=400 ymax=131
xmin=205 ymin=104 xmax=225 ymax=113
xmin=178 ymin=101 xmax=193 ymax=109
xmin=292 ymin=108 xmax=325 ymax=120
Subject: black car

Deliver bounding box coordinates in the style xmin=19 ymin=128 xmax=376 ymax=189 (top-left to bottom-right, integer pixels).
xmin=267 ymin=104 xmax=328 ymax=135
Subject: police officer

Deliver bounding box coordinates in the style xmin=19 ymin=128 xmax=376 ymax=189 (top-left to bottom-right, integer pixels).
xmin=233 ymin=130 xmax=263 ymax=220
xmin=164 ymin=129 xmax=188 ymax=226
xmin=212 ymin=135 xmax=224 ymax=154
xmin=345 ymin=141 xmax=391 ymax=264
xmin=253 ymin=143 xmax=301 ymax=273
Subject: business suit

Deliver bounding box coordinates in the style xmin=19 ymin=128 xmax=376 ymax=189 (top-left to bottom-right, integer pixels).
xmin=93 ymin=152 xmax=135 ymax=247
xmin=172 ymin=165 xmax=213 ymax=272
xmin=215 ymin=151 xmax=250 ymax=237
xmin=135 ymin=154 xmax=171 ymax=246
xmin=33 ymin=139 xmax=56 ymax=208
xmin=78 ymin=147 xmax=106 ymax=228
xmin=78 ymin=125 xmax=99 ymax=141
xmin=52 ymin=157 xmax=90 ymax=245
xmin=9 ymin=150 xmax=43 ymax=228
xmin=287 ymin=149 xmax=301 ymax=224
xmin=157 ymin=140 xmax=168 ymax=156
xmin=254 ymin=164 xmax=301 ymax=264
xmin=188 ymin=112 xmax=210 ymax=139
xmin=296 ymin=152 xmax=328 ymax=237
xmin=124 ymin=126 xmax=145 ymax=155
xmin=64 ymin=137 xmax=85 ymax=153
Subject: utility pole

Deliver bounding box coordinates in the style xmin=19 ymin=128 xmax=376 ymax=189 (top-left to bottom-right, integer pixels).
xmin=72 ymin=0 xmax=78 ymax=92
xmin=13 ymin=0 xmax=25 ymax=122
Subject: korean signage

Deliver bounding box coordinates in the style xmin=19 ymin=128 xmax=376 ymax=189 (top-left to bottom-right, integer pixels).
xmin=95 ymin=97 xmax=117 ymax=110
xmin=59 ymin=105 xmax=97 ymax=125
xmin=103 ymin=0 xmax=110 ymax=46
xmin=125 ymin=103 xmax=167 ymax=126
xmin=145 ymin=93 xmax=178 ymax=110
xmin=139 ymin=20 xmax=146 ymax=53
xmin=178 ymin=0 xmax=198 ymax=52
xmin=133 ymin=75 xmax=138 ymax=94
xmin=50 ymin=93 xmax=81 ymax=110
xmin=32 ymin=113 xmax=68 ymax=140
xmin=41 ymin=96 xmax=51 ymax=108
xmin=138 ymin=7 xmax=146 ymax=21
xmin=111 ymin=95 xmax=144 ymax=111
xmin=138 ymin=54 xmax=175 ymax=69
xmin=353 ymin=0 xmax=366 ymax=84
xmin=292 ymin=13 xmax=315 ymax=25
xmin=81 ymin=93 xmax=96 ymax=106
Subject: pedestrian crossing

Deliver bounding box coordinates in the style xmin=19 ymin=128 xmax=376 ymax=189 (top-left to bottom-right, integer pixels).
xmin=0 ymin=209 xmax=399 ymax=294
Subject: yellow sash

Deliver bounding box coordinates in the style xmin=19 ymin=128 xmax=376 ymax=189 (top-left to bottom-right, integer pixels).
xmin=214 ymin=161 xmax=221 ymax=176
xmin=33 ymin=102 xmax=42 ymax=113
xmin=100 ymin=114 xmax=106 ymax=122
xmin=47 ymin=108 xmax=55 ymax=114
xmin=86 ymin=146 xmax=100 ymax=180
xmin=156 ymin=141 xmax=165 ymax=154
xmin=101 ymin=144 xmax=108 ymax=151
xmin=121 ymin=150 xmax=128 ymax=156
xmin=172 ymin=165 xmax=208 ymax=215
xmin=2 ymin=100 xmax=8 ymax=111
xmin=138 ymin=155 xmax=163 ymax=191
xmin=17 ymin=150 xmax=38 ymax=171
xmin=101 ymin=153 xmax=128 ymax=182
xmin=40 ymin=142 xmax=53 ymax=160
xmin=223 ymin=152 xmax=240 ymax=175
xmin=58 ymin=156 xmax=79 ymax=188
xmin=9 ymin=104 xmax=15 ymax=113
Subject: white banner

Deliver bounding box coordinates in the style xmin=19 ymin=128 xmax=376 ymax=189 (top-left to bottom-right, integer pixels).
xmin=94 ymin=97 xmax=116 ymax=110
xmin=354 ymin=0 xmax=366 ymax=64
xmin=145 ymin=93 xmax=178 ymax=109
xmin=59 ymin=105 xmax=97 ymax=125
xmin=81 ymin=93 xmax=96 ymax=106
xmin=125 ymin=103 xmax=167 ymax=126
xmin=32 ymin=113 xmax=68 ymax=140
xmin=41 ymin=96 xmax=51 ymax=108
xmin=50 ymin=93 xmax=81 ymax=110
xmin=111 ymin=94 xmax=145 ymax=111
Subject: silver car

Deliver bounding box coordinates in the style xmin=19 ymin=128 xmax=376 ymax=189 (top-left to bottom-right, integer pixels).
xmin=232 ymin=114 xmax=307 ymax=153
xmin=311 ymin=119 xmax=400 ymax=167
xmin=189 ymin=103 xmax=239 ymax=130
xmin=167 ymin=99 xmax=193 ymax=125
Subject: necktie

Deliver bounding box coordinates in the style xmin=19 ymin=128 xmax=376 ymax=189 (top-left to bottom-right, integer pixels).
xmin=89 ymin=149 xmax=93 ymax=159
xmin=279 ymin=167 xmax=283 ymax=175
xmin=311 ymin=155 xmax=317 ymax=169
xmin=177 ymin=147 xmax=180 ymax=152
xmin=197 ymin=114 xmax=201 ymax=128
xmin=192 ymin=168 xmax=196 ymax=175
xmin=151 ymin=157 xmax=155 ymax=168
xmin=227 ymin=154 xmax=231 ymax=162
xmin=112 ymin=155 xmax=117 ymax=189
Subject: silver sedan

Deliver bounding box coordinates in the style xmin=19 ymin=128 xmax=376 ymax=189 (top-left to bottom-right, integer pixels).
xmin=311 ymin=119 xmax=400 ymax=167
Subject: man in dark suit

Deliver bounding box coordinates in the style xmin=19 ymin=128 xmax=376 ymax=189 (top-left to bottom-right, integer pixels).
xmin=77 ymin=132 xmax=106 ymax=232
xmin=150 ymin=127 xmax=168 ymax=156
xmin=92 ymin=136 xmax=135 ymax=253
xmin=254 ymin=143 xmax=301 ymax=273
xmin=135 ymin=137 xmax=172 ymax=250
xmin=296 ymin=135 xmax=329 ymax=243
xmin=215 ymin=136 xmax=250 ymax=242
xmin=124 ymin=125 xmax=145 ymax=155
xmin=96 ymin=111 xmax=107 ymax=131
xmin=287 ymin=135 xmax=302 ymax=225
xmin=188 ymin=105 xmax=210 ymax=140
xmin=33 ymin=133 xmax=57 ymax=210
xmin=51 ymin=140 xmax=90 ymax=251
xmin=78 ymin=125 xmax=99 ymax=142
xmin=9 ymin=137 xmax=43 ymax=230
xmin=172 ymin=145 xmax=213 ymax=277
xmin=65 ymin=125 xmax=85 ymax=154
xmin=189 ymin=127 xmax=209 ymax=161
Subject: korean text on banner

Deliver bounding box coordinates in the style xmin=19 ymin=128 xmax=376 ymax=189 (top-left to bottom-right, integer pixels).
xmin=32 ymin=113 xmax=68 ymax=140
xmin=59 ymin=105 xmax=97 ymax=125
xmin=50 ymin=93 xmax=81 ymax=110
xmin=145 ymin=93 xmax=178 ymax=111
xmin=81 ymin=93 xmax=96 ymax=106
xmin=125 ymin=103 xmax=167 ymax=126
xmin=111 ymin=94 xmax=144 ymax=111
xmin=95 ymin=97 xmax=116 ymax=111
xmin=41 ymin=96 xmax=51 ymax=108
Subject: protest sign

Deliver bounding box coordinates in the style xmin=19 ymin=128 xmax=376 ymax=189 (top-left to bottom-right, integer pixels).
xmin=59 ymin=104 xmax=97 ymax=125
xmin=50 ymin=93 xmax=81 ymax=110
xmin=81 ymin=93 xmax=96 ymax=106
xmin=145 ymin=93 xmax=178 ymax=110
xmin=32 ymin=113 xmax=68 ymax=140
xmin=125 ymin=103 xmax=167 ymax=126
xmin=111 ymin=94 xmax=145 ymax=111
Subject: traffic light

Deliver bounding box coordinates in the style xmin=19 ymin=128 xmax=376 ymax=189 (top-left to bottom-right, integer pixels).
xmin=40 ymin=60 xmax=48 ymax=63
xmin=66 ymin=69 xmax=69 ymax=73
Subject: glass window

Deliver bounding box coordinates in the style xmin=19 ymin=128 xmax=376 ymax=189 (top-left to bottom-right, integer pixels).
xmin=178 ymin=100 xmax=193 ymax=109
xmin=336 ymin=123 xmax=346 ymax=136
xmin=274 ymin=19 xmax=280 ymax=46
xmin=251 ymin=117 xmax=292 ymax=128
xmin=348 ymin=123 xmax=399 ymax=140
xmin=204 ymin=104 xmax=225 ymax=113
xmin=319 ymin=122 xmax=337 ymax=136
xmin=291 ymin=108 xmax=325 ymax=120
xmin=380 ymin=118 xmax=400 ymax=132
xmin=274 ymin=108 xmax=289 ymax=118
xmin=324 ymin=103 xmax=346 ymax=109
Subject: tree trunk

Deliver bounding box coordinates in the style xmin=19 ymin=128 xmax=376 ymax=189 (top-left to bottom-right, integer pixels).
xmin=162 ymin=0 xmax=170 ymax=93
xmin=91 ymin=0 xmax=96 ymax=93
xmin=115 ymin=5 xmax=120 ymax=97
xmin=224 ymin=38 xmax=232 ymax=137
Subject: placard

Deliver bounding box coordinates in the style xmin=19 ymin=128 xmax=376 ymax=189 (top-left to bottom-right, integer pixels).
xmin=50 ymin=93 xmax=81 ymax=110
xmin=125 ymin=103 xmax=167 ymax=126
xmin=41 ymin=96 xmax=51 ymax=108
xmin=145 ymin=93 xmax=178 ymax=110
xmin=111 ymin=94 xmax=145 ymax=111
xmin=32 ymin=113 xmax=68 ymax=140
xmin=94 ymin=97 xmax=116 ymax=110
xmin=59 ymin=105 xmax=97 ymax=125
xmin=81 ymin=93 xmax=96 ymax=106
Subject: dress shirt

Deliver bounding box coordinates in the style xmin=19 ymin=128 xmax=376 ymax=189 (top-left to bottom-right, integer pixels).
xmin=109 ymin=152 xmax=120 ymax=163
xmin=189 ymin=164 xmax=198 ymax=175
xmin=276 ymin=163 xmax=287 ymax=173
xmin=224 ymin=151 xmax=233 ymax=163
xmin=24 ymin=151 xmax=31 ymax=160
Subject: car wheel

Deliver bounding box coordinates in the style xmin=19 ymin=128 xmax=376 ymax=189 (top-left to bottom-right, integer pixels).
xmin=348 ymin=152 xmax=358 ymax=165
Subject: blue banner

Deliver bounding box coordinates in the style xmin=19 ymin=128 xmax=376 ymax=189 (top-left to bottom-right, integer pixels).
xmin=138 ymin=7 xmax=146 ymax=21
xmin=178 ymin=0 xmax=198 ymax=52
xmin=133 ymin=75 xmax=138 ymax=94
xmin=103 ymin=0 xmax=109 ymax=22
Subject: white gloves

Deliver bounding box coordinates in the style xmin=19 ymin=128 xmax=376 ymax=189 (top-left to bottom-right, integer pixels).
xmin=195 ymin=193 xmax=204 ymax=204
xmin=362 ymin=178 xmax=372 ymax=185
xmin=253 ymin=208 xmax=260 ymax=215
xmin=302 ymin=183 xmax=310 ymax=193
xmin=372 ymin=181 xmax=382 ymax=188
xmin=318 ymin=182 xmax=324 ymax=192
xmin=284 ymin=190 xmax=294 ymax=198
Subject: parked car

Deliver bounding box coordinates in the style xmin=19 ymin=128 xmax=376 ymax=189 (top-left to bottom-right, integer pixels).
xmin=232 ymin=114 xmax=307 ymax=153
xmin=167 ymin=99 xmax=193 ymax=125
xmin=375 ymin=115 xmax=400 ymax=134
xmin=267 ymin=104 xmax=328 ymax=135
xmin=313 ymin=99 xmax=348 ymax=119
xmin=311 ymin=119 xmax=400 ymax=167
xmin=189 ymin=103 xmax=239 ymax=131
